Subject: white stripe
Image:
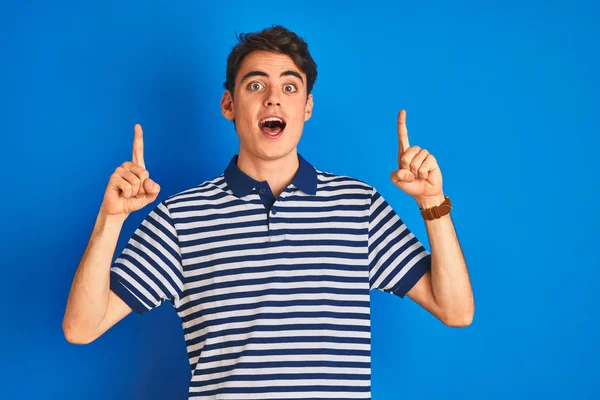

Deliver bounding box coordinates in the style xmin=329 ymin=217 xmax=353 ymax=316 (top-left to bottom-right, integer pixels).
xmin=180 ymin=270 xmax=367 ymax=310
xmin=190 ymin=391 xmax=371 ymax=399
xmin=384 ymin=249 xmax=430 ymax=290
xmin=199 ymin=340 xmax=370 ymax=359
xmin=168 ymin=184 xmax=222 ymax=202
xmin=191 ymin=354 xmax=370 ymax=375
xmin=182 ymin=232 xmax=365 ymax=255
xmin=179 ymin=291 xmax=370 ymax=319
xmin=179 ymin=224 xmax=267 ymax=243
xmin=372 ymin=239 xmax=421 ymax=290
xmin=112 ymin=170 xmax=432 ymax=399
xmin=182 ymin=304 xmax=369 ymax=332
xmin=173 ymin=201 xmax=259 ymax=219
xmin=177 ymin=212 xmax=265 ymax=230
xmin=111 ymin=266 xmax=155 ymax=309
xmin=184 ymin=256 xmax=366 ymax=278
xmin=191 ymin=378 xmax=371 ymax=394
xmin=273 ymin=221 xmax=363 ymax=230
xmin=191 ymin=366 xmax=370 ymax=386
xmin=185 ymin=316 xmax=370 ymax=344
xmin=182 ymin=281 xmax=367 ymax=308
xmin=135 ymin=220 xmax=183 ymax=292
xmin=187 ymin=328 xmax=371 ymax=361
xmin=122 ymin=238 xmax=179 ymax=299
xmin=283 ymin=197 xmax=368 ymax=208
xmin=185 ymin=243 xmax=365 ymax=268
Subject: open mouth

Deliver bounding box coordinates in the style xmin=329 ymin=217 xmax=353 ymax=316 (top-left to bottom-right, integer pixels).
xmin=259 ymin=117 xmax=287 ymax=137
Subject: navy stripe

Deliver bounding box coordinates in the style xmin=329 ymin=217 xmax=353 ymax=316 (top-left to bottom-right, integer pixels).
xmin=182 ymin=298 xmax=370 ymax=323
xmin=184 ymin=310 xmax=370 ymax=336
xmin=180 ymin=286 xmax=369 ymax=312
xmin=180 ymin=229 xmax=266 ymax=248
xmin=388 ymin=254 xmax=431 ymax=298
xmin=112 ymin=259 xmax=160 ymax=304
xmin=277 ymin=204 xmax=366 ymax=212
xmin=185 ymin=239 xmax=365 ymax=260
xmin=272 ymin=215 xmax=369 ymax=224
xmin=109 ymin=164 xmax=430 ymax=398
xmin=170 ymin=198 xmax=261 ymax=214
xmin=370 ymin=235 xmax=421 ymax=286
xmin=109 ymin=273 xmax=148 ymax=314
xmin=174 ymin=207 xmax=265 ymax=224
xmin=192 ymin=360 xmax=371 ymax=380
xmin=193 ymin=335 xmax=371 ymax=360
xmin=282 ymin=193 xmax=370 ymax=202
xmin=191 ymin=384 xmax=370 ymax=397
xmin=195 ymin=347 xmax=371 ymax=367
xmin=184 ymin=250 xmax=366 ymax=274
xmin=190 ymin=372 xmax=370 ymax=388
xmin=269 ymin=227 xmax=368 ymax=236
xmin=178 ymin=218 xmax=265 ymax=236
xmin=187 ymin=322 xmax=371 ymax=350
xmin=125 ymin=236 xmax=180 ymax=299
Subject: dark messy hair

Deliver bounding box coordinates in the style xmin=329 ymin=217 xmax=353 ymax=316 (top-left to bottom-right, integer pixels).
xmin=223 ymin=25 xmax=318 ymax=99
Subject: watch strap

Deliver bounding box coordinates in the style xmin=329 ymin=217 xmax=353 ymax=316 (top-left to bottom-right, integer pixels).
xmin=420 ymin=196 xmax=452 ymax=220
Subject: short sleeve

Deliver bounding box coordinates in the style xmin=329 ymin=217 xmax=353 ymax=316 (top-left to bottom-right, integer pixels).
xmin=110 ymin=201 xmax=184 ymax=314
xmin=368 ymin=186 xmax=431 ymax=298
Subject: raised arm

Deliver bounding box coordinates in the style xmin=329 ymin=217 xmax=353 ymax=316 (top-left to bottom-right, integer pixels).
xmin=391 ymin=110 xmax=474 ymax=326
xmin=62 ymin=124 xmax=161 ymax=344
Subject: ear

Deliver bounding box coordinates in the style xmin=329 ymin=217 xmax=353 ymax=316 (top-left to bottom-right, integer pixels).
xmin=221 ymin=90 xmax=235 ymax=121
xmin=304 ymin=93 xmax=314 ymax=122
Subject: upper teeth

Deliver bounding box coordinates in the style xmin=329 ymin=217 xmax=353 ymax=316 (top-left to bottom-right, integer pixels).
xmin=260 ymin=117 xmax=283 ymax=124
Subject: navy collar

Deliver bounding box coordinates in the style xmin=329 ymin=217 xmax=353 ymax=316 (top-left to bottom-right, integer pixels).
xmin=224 ymin=153 xmax=318 ymax=197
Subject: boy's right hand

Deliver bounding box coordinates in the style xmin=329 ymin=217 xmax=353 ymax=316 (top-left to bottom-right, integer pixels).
xmin=100 ymin=124 xmax=160 ymax=219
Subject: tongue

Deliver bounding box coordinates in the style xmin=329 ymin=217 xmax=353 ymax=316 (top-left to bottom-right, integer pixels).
xmin=263 ymin=126 xmax=282 ymax=135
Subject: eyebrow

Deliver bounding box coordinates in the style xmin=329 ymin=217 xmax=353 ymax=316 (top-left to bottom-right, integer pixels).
xmin=240 ymin=70 xmax=304 ymax=85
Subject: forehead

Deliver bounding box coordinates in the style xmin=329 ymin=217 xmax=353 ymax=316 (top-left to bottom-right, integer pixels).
xmin=237 ymin=50 xmax=305 ymax=80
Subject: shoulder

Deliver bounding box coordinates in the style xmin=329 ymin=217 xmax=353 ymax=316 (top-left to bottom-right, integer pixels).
xmin=162 ymin=173 xmax=228 ymax=209
xmin=314 ymin=167 xmax=375 ymax=196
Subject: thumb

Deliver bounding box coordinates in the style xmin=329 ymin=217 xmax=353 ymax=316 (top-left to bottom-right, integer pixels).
xmin=390 ymin=169 xmax=414 ymax=184
xmin=143 ymin=178 xmax=159 ymax=193
xmin=143 ymin=178 xmax=161 ymax=202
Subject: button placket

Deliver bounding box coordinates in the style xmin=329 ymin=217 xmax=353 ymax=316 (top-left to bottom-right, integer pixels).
xmin=267 ymin=193 xmax=287 ymax=243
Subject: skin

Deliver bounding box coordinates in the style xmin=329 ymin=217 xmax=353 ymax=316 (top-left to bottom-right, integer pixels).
xmin=63 ymin=49 xmax=473 ymax=346
xmin=220 ymin=50 xmax=314 ymax=198
xmin=392 ymin=110 xmax=474 ymax=326
xmin=62 ymin=125 xmax=157 ymax=344
xmin=221 ymin=51 xmax=474 ymax=326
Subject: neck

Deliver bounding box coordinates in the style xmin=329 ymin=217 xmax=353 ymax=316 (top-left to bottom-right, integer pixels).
xmin=236 ymin=149 xmax=299 ymax=198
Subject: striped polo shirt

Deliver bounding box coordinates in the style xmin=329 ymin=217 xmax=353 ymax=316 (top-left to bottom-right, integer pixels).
xmin=110 ymin=152 xmax=431 ymax=399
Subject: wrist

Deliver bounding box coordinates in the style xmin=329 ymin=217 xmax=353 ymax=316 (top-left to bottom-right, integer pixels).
xmin=415 ymin=193 xmax=446 ymax=209
xmin=97 ymin=210 xmax=128 ymax=228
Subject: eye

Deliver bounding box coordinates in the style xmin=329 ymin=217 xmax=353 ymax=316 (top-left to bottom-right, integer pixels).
xmin=283 ymin=84 xmax=297 ymax=93
xmin=248 ymin=82 xmax=264 ymax=91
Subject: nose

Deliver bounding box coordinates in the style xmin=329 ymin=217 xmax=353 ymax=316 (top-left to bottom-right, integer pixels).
xmin=264 ymin=86 xmax=281 ymax=107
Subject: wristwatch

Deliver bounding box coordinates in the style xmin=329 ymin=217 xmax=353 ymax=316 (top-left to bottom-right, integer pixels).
xmin=420 ymin=196 xmax=452 ymax=220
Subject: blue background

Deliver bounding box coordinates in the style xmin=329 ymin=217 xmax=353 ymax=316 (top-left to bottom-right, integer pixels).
xmin=1 ymin=1 xmax=598 ymax=399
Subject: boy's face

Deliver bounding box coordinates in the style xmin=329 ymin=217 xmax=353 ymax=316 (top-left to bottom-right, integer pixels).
xmin=221 ymin=50 xmax=313 ymax=161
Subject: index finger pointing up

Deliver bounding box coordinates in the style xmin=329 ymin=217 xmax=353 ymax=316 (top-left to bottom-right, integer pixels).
xmin=132 ymin=124 xmax=145 ymax=168
xmin=397 ymin=109 xmax=410 ymax=155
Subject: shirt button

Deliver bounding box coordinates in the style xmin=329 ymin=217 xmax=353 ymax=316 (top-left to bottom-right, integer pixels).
xmin=271 ymin=208 xmax=277 ymax=215
xmin=259 ymin=188 xmax=266 ymax=194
